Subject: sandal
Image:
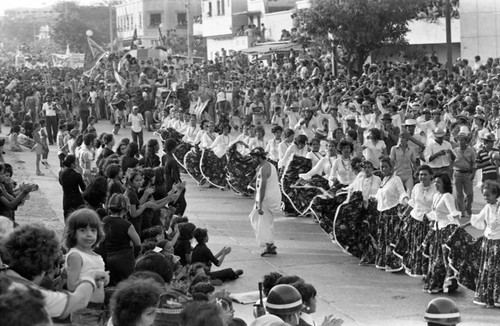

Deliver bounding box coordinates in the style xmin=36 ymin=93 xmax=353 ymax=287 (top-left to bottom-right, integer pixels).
xmin=36 ymin=172 xmax=45 ymax=176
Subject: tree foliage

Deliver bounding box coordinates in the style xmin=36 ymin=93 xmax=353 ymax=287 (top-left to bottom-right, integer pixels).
xmin=296 ymin=0 xmax=426 ymax=75
xmin=51 ymin=1 xmax=115 ymax=52
xmin=0 ymin=17 xmax=46 ymax=50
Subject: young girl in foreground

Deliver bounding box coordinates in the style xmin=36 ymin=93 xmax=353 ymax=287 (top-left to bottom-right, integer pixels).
xmin=465 ymin=181 xmax=500 ymax=308
xmin=64 ymin=208 xmax=108 ymax=325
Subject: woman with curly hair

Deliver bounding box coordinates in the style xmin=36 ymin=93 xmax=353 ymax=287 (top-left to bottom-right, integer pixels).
xmin=174 ymin=222 xmax=196 ymax=266
xmin=108 ymin=278 xmax=163 ymax=326
xmin=0 ymin=277 xmax=52 ymax=326
xmin=423 ymin=172 xmax=461 ymax=293
xmin=96 ymin=133 xmax=115 ymax=171
xmin=121 ymin=142 xmax=139 ymax=173
xmin=140 ymin=139 xmax=161 ymax=168
xmin=106 ymin=163 xmax=125 ymax=199
xmin=82 ymin=176 xmax=108 ymax=218
xmin=328 ymin=140 xmax=356 ymax=191
xmin=0 ymin=223 xmax=108 ymax=319
xmin=125 ymin=168 xmax=156 ymax=235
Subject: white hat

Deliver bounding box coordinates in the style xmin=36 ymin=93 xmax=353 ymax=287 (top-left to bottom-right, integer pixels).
xmin=404 ymin=119 xmax=417 ymax=126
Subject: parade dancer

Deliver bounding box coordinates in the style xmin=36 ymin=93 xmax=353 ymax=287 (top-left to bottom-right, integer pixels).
xmin=249 ymin=147 xmax=282 ymax=256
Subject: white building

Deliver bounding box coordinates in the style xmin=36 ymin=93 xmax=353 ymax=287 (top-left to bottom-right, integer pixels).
xmin=116 ymin=0 xmax=201 ymax=48
xmin=460 ymin=0 xmax=500 ymax=60
xmin=196 ymin=0 xmax=296 ymax=60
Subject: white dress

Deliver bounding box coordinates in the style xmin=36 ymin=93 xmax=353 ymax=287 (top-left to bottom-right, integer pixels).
xmin=249 ymin=162 xmax=281 ymax=246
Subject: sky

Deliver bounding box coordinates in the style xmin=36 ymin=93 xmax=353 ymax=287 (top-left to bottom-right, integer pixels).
xmin=0 ymin=0 xmax=102 ymax=15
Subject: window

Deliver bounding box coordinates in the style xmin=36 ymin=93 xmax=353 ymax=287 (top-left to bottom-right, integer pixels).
xmin=139 ymin=13 xmax=142 ymax=27
xmin=130 ymin=15 xmax=134 ymax=28
xmin=177 ymin=12 xmax=187 ymax=26
xmin=208 ymin=2 xmax=212 ymax=17
xmin=221 ymin=0 xmax=225 ymax=15
xmin=150 ymin=13 xmax=162 ymax=27
xmin=126 ymin=16 xmax=129 ymax=30
xmin=216 ymin=0 xmax=220 ymax=16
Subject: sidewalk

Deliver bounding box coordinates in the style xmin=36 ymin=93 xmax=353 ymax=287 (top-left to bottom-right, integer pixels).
xmin=3 ymin=123 xmax=498 ymax=326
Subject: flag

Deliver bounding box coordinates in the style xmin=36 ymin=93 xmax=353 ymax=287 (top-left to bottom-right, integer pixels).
xmin=131 ymin=28 xmax=138 ymax=50
xmin=84 ymin=36 xmax=106 ymax=72
xmin=158 ymin=27 xmax=165 ymax=47
xmin=113 ymin=61 xmax=127 ymax=88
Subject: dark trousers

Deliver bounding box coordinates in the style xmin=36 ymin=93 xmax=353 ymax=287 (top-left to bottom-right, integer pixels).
xmin=106 ymin=249 xmax=135 ymax=286
xmin=209 ymin=268 xmax=239 ymax=282
xmin=174 ymin=189 xmax=187 ymax=216
xmin=80 ymin=114 xmax=89 ymax=133
xmin=46 ymin=115 xmax=58 ymax=144
xmin=131 ymin=129 xmax=144 ymax=149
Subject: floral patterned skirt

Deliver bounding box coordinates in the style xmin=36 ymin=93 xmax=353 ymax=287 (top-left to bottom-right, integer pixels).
xmin=473 ymin=238 xmax=500 ymax=307
xmin=393 ymin=215 xmax=431 ymax=277
xmin=423 ymin=224 xmax=458 ymax=293
xmin=375 ymin=206 xmax=403 ymax=272
xmin=333 ymin=192 xmax=378 ymax=260
xmin=200 ymin=149 xmax=227 ymax=189
xmin=184 ymin=147 xmax=204 ymax=184
xmin=291 ymin=176 xmax=330 ymax=216
xmin=310 ymin=192 xmax=347 ymax=236
xmin=445 ymin=227 xmax=482 ymax=292
xmin=173 ymin=141 xmax=193 ymax=173
xmin=226 ymin=144 xmax=257 ymax=196
xmin=159 ymin=128 xmax=184 ymax=142
xmin=280 ymin=156 xmax=313 ymax=215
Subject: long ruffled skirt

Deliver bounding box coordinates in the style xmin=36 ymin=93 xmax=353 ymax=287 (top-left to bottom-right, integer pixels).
xmin=473 ymin=238 xmax=500 ymax=307
xmin=423 ymin=224 xmax=458 ymax=293
xmin=393 ymin=215 xmax=431 ymax=277
xmin=280 ymin=156 xmax=313 ymax=215
xmin=200 ymin=149 xmax=227 ymax=189
xmin=445 ymin=227 xmax=482 ymax=292
xmin=309 ymin=192 xmax=347 ymax=236
xmin=375 ymin=206 xmax=403 ymax=272
xmin=173 ymin=141 xmax=193 ymax=173
xmin=226 ymin=144 xmax=257 ymax=196
xmin=184 ymin=147 xmax=204 ymax=184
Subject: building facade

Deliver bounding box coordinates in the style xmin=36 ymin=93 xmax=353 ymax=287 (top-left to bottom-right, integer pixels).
xmin=460 ymin=0 xmax=500 ymax=60
xmin=116 ymin=0 xmax=201 ymax=48
xmin=196 ymin=0 xmax=296 ymax=59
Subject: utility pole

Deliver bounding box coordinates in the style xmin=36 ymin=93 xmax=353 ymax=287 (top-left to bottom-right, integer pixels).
xmin=109 ymin=1 xmax=114 ymax=50
xmin=187 ymin=0 xmax=192 ymax=63
xmin=445 ymin=0 xmax=452 ymax=73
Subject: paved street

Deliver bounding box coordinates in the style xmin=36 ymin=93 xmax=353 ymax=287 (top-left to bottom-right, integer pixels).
xmin=3 ymin=121 xmax=498 ymax=326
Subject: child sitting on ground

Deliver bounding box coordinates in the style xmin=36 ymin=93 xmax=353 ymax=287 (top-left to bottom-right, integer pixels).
xmin=9 ymin=125 xmax=22 ymax=152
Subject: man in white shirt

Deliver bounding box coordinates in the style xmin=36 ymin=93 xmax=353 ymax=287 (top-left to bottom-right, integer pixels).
xmin=41 ymin=95 xmax=58 ymax=145
xmin=424 ymin=128 xmax=453 ymax=178
xmin=418 ymin=109 xmax=446 ymax=143
xmin=128 ymin=105 xmax=144 ymax=149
